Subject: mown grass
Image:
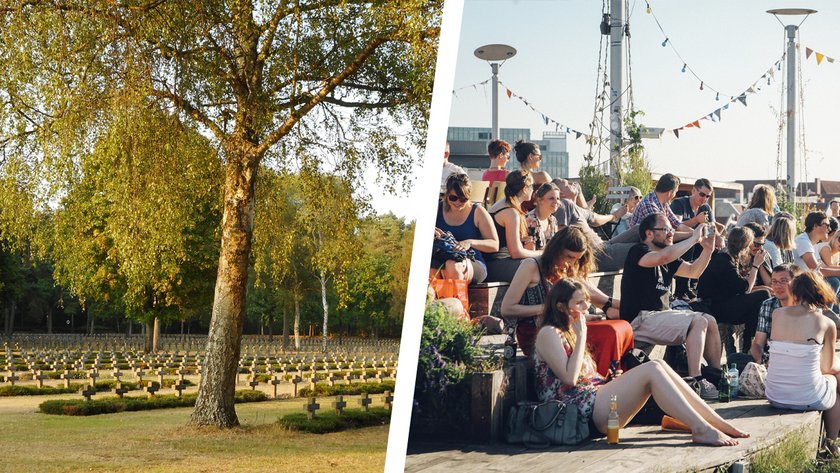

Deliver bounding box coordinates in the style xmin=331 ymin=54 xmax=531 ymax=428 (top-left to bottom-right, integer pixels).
xmin=0 ymin=394 xmax=389 ymax=472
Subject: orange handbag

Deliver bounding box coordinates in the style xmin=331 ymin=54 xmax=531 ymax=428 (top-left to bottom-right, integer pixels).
xmin=429 ymin=278 xmax=470 ymax=318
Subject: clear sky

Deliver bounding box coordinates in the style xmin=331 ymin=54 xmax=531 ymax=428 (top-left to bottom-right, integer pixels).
xmin=447 ymin=0 xmax=840 ymax=185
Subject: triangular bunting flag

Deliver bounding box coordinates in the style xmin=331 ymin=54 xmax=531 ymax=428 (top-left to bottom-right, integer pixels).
xmin=544 ymin=115 xmax=549 ymax=125
xmin=673 ymin=129 xmax=680 ymax=138
xmin=737 ymin=94 xmax=747 ymax=106
xmin=506 ymin=88 xmax=512 ymax=98
xmin=723 ymin=104 xmax=730 ymax=110
xmin=829 ymin=57 xmax=836 ymax=63
xmin=806 ymin=47 xmax=813 ymax=58
xmin=714 ymin=109 xmax=722 ymax=121
xmin=693 ymin=120 xmax=701 ymax=128
xmin=747 ymin=86 xmax=756 ymax=94
xmin=816 ymin=52 xmax=825 ymax=65
xmin=768 ymin=67 xmax=775 ymax=78
xmin=575 ymin=131 xmax=582 ymax=139
xmin=685 ymin=122 xmax=694 ymax=129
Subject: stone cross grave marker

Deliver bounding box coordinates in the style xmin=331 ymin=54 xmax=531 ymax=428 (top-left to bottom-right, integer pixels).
xmin=115 ymin=382 xmax=129 ymax=398
xmin=291 ymin=375 xmax=302 ymax=397
xmin=87 ymin=369 xmax=99 ymax=388
xmin=304 ymin=397 xmax=320 ymax=419
xmin=34 ymin=370 xmax=47 ymax=389
xmin=270 ymin=376 xmax=281 ymax=399
xmin=61 ymin=370 xmax=73 ymax=389
xmin=383 ymin=391 xmax=394 ymax=410
xmin=146 ymin=381 xmax=159 ymax=398
xmin=173 ymin=379 xmax=188 ymax=398
xmin=359 ymin=392 xmax=372 ymax=412
xmin=81 ymin=385 xmax=97 ymax=401
xmin=5 ymin=373 xmax=19 ymax=386
xmin=333 ymin=395 xmax=347 ymax=415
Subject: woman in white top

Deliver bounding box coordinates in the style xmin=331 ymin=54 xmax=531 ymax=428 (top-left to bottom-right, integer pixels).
xmin=764 ymin=213 xmax=796 ymax=268
xmin=765 ymin=272 xmax=840 ymax=453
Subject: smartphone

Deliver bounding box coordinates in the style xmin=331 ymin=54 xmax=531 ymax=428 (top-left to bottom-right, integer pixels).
xmin=703 ymin=223 xmax=714 ymax=238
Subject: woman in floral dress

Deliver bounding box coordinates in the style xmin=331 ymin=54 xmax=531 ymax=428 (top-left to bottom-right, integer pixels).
xmin=534 ymin=279 xmax=750 ymax=445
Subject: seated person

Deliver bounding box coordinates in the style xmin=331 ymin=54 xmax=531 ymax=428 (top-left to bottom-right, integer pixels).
xmin=736 ymin=184 xmax=776 ymax=229
xmin=670 ymin=178 xmax=716 ymax=300
xmin=440 ymin=141 xmax=465 ymax=188
xmin=764 ymin=213 xmax=796 ymax=267
xmin=629 ymin=173 xmax=695 ymax=239
xmin=793 ymin=211 xmax=831 ymax=273
xmin=741 ymin=223 xmax=773 ymax=290
xmin=484 ymin=170 xmax=541 ymax=282
xmin=482 ymin=139 xmax=510 ymax=185
xmin=817 ymin=225 xmax=840 ymax=314
xmin=512 ymin=140 xmax=550 ymax=187
xmin=534 ymin=279 xmax=749 ymax=446
xmin=610 ymin=186 xmax=641 ymax=236
xmin=697 ymin=226 xmax=770 ymax=356
xmin=433 ymin=173 xmax=498 ymax=284
xmin=750 ymin=263 xmax=801 ymax=365
xmin=620 ymin=213 xmax=722 ymax=399
xmin=500 ymin=225 xmax=625 ymax=362
xmin=765 ymin=272 xmax=840 ymax=454
xmin=525 ymin=182 xmax=561 ymax=251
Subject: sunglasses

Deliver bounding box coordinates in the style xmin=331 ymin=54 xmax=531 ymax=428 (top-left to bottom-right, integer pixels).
xmin=632 ymin=195 xmax=641 ymax=201
xmin=651 ymin=227 xmax=675 ymax=235
xmin=698 ymin=191 xmax=712 ymax=198
xmin=752 ymin=241 xmax=765 ymax=248
xmin=447 ymin=194 xmax=469 ymax=203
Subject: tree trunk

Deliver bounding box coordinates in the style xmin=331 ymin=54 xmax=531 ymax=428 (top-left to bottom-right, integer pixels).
xmin=87 ymin=306 xmax=95 ymax=335
xmin=152 ymin=317 xmax=161 ymax=352
xmin=190 ymin=152 xmax=258 ymax=428
xmin=267 ymin=310 xmax=273 ymax=342
xmin=320 ymin=271 xmax=329 ymax=352
xmin=144 ymin=320 xmax=153 ymax=353
xmin=293 ymin=291 xmax=301 ymax=351
xmin=7 ymin=301 xmax=16 ymax=337
xmin=47 ymin=307 xmax=53 ymax=334
xmin=282 ymin=305 xmax=289 ymax=350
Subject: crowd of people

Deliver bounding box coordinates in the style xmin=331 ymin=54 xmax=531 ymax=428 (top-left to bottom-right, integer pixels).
xmin=433 ymin=138 xmax=840 ymax=448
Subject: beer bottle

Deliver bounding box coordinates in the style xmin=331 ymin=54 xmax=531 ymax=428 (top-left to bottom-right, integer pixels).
xmin=718 ymin=372 xmax=731 ymax=403
xmin=607 ymin=395 xmax=620 ymax=444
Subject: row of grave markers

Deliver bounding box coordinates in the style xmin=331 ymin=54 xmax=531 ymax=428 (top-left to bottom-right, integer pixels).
xmin=304 ymin=391 xmax=394 ymax=419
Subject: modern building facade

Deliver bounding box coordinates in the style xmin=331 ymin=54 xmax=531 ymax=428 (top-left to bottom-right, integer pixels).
xmin=447 ymin=126 xmax=569 ymax=179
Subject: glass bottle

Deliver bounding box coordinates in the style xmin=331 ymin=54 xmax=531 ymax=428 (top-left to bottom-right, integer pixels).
xmin=728 ymin=363 xmax=739 ymax=399
xmin=607 ymin=395 xmax=620 ymax=444
xmin=719 ymin=371 xmax=731 ymax=403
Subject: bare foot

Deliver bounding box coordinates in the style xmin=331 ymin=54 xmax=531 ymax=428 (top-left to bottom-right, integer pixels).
xmin=692 ymin=426 xmax=739 ymax=446
xmin=720 ymin=423 xmax=750 ymax=439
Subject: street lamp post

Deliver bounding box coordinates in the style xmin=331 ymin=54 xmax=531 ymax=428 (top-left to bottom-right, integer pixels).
xmin=474 ymin=44 xmax=517 ymax=141
xmin=767 ymin=8 xmax=817 ymax=205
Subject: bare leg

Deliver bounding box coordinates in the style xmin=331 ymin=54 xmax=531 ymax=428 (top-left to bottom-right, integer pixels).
xmin=658 ymin=360 xmax=749 ymax=438
xmin=824 ymin=374 xmax=840 ymax=454
xmin=442 ymin=260 xmax=472 ymax=281
xmin=702 ymin=314 xmax=722 ymax=369
xmin=592 ymin=361 xmax=738 ymax=446
xmin=685 ymin=315 xmax=708 ymax=377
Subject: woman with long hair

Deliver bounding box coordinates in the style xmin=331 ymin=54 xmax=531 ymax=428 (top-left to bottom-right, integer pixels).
xmin=765 ymin=212 xmax=796 ymax=267
xmin=485 ymin=170 xmax=541 ymax=282
xmin=697 ymin=226 xmax=770 ymax=355
xmin=524 ymin=182 xmax=561 ymax=251
xmin=737 ymin=184 xmax=777 ymax=228
xmin=765 ymin=272 xmax=840 ymax=453
xmin=433 ymin=173 xmax=498 ymax=284
xmin=500 ymin=225 xmax=622 ymax=359
xmin=534 ymin=279 xmax=749 ymax=445
xmin=512 ymin=140 xmax=551 ymax=186
xmin=816 ymin=230 xmax=840 ymax=314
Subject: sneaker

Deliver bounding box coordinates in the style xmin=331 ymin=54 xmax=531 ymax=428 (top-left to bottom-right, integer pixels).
xmin=697 ymin=378 xmax=719 ymax=401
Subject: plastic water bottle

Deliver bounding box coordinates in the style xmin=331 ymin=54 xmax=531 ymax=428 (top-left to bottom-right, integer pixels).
xmin=728 ymin=363 xmax=739 ymax=399
xmin=607 ymin=395 xmax=620 ymax=444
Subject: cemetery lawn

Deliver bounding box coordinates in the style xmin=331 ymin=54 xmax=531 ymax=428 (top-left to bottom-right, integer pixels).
xmin=0 ymin=393 xmax=389 ymax=472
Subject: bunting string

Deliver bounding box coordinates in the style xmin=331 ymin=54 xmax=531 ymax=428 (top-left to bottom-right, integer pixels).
xmin=804 ymin=46 xmax=837 ymax=65
xmin=496 ymin=79 xmax=596 ymax=143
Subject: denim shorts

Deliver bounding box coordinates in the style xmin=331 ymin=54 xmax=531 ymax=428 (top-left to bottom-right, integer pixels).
xmin=769 ymin=398 xmax=834 ymax=412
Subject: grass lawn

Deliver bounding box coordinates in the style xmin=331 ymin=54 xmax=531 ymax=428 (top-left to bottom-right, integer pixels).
xmin=0 ymin=393 xmax=390 ymax=472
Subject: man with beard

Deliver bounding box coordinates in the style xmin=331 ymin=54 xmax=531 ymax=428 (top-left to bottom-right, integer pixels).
xmin=620 ymin=213 xmax=722 ymax=399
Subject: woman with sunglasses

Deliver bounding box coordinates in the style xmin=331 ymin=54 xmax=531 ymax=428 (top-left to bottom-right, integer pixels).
xmin=697 ymin=226 xmax=771 ymax=356
xmin=737 ymin=184 xmax=776 ymax=229
xmin=535 ymin=279 xmax=749 ymax=446
xmin=610 ymin=186 xmax=641 ymax=236
xmin=485 ymin=170 xmax=543 ymax=282
xmin=433 ymin=173 xmax=499 ymax=284
xmin=500 ymin=226 xmax=624 ymax=362
xmin=512 ymin=140 xmax=550 ymax=187
xmin=524 ymin=182 xmax=561 ymax=251
xmin=742 ymin=223 xmax=773 ymax=290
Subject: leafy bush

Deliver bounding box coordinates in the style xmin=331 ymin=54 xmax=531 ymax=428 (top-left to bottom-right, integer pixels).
xmin=298 ymin=381 xmax=395 ymax=398
xmin=39 ymin=390 xmax=267 ymax=416
xmin=0 ymin=385 xmax=78 ymax=396
xmin=412 ymin=301 xmax=485 ymax=436
xmin=278 ymin=407 xmax=391 ymax=434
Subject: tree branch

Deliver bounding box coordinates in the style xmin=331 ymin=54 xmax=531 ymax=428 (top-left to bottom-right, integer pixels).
xmin=147 ymin=88 xmax=226 ymax=142
xmin=256 ymin=35 xmax=385 ymax=156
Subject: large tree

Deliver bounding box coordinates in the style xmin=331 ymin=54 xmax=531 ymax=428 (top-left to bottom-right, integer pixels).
xmin=0 ymin=0 xmax=439 ymax=427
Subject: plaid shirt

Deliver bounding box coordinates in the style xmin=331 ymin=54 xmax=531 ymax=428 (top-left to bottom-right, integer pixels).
xmin=756 ymin=297 xmax=781 ymax=364
xmin=630 ymin=191 xmax=683 ymax=228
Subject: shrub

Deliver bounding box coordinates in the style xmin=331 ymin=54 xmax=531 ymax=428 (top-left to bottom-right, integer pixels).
xmin=0 ymin=385 xmax=78 ymax=396
xmin=278 ymin=407 xmax=391 ymax=434
xmin=412 ymin=300 xmax=486 ymax=436
xmin=298 ymin=381 xmax=395 ymax=398
xmin=39 ymin=390 xmax=267 ymax=416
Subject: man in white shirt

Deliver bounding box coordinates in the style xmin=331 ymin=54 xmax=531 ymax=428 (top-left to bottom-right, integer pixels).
xmin=793 ymin=211 xmax=831 ymax=272
xmin=440 ymin=141 xmax=466 ymax=187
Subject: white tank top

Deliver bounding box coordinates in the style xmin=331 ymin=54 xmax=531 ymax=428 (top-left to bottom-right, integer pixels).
xmin=765 ymin=340 xmax=831 ymax=406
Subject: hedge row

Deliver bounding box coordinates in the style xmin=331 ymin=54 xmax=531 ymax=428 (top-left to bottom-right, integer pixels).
xmin=278 ymin=407 xmax=391 ymax=434
xmin=38 ymin=390 xmax=266 ymax=416
xmin=298 ymin=380 xmax=395 ymax=398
